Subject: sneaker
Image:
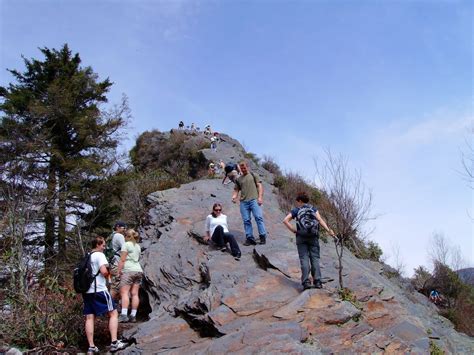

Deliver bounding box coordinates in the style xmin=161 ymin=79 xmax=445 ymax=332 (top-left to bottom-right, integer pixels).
xmin=233 ymin=252 xmax=241 ymax=260
xmin=303 ymin=283 xmax=313 ymax=290
xmin=314 ymin=280 xmax=323 ymax=289
xmin=118 ymin=314 xmax=129 ymax=323
xmin=128 ymin=315 xmax=137 ymax=323
xmin=220 ymin=246 xmax=228 ymax=252
xmin=110 ymin=339 xmax=127 ymax=352
xmin=243 ymin=239 xmax=257 ymax=246
xmin=87 ymin=346 xmax=100 ymax=354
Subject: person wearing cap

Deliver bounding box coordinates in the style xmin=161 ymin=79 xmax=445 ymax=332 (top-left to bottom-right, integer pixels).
xmin=110 ymin=221 xmax=127 ymax=300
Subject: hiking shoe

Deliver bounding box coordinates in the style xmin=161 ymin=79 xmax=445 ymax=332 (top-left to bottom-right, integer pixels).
xmin=110 ymin=339 xmax=127 ymax=352
xmin=233 ymin=252 xmax=241 ymax=260
xmin=118 ymin=314 xmax=129 ymax=323
xmin=314 ymin=280 xmax=323 ymax=289
xmin=258 ymin=237 xmax=266 ymax=245
xmin=303 ymin=283 xmax=313 ymax=291
xmin=128 ymin=315 xmax=137 ymax=323
xmin=243 ymin=239 xmax=257 ymax=246
xmin=87 ymin=346 xmax=100 ymax=354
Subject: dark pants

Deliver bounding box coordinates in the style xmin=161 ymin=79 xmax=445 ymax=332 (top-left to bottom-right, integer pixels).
xmin=296 ymin=235 xmax=321 ymax=286
xmin=212 ymin=226 xmax=241 ymax=257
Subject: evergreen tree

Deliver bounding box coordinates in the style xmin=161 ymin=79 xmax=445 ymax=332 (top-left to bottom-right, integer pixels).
xmin=0 ymin=44 xmax=128 ymax=263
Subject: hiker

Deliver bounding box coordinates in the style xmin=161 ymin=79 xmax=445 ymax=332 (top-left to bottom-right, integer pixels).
xmin=210 ymin=136 xmax=217 ymax=152
xmin=208 ymin=162 xmax=217 ymax=176
xmin=117 ymin=229 xmax=143 ymax=323
xmin=232 ymin=160 xmax=267 ymax=245
xmin=110 ymin=221 xmax=127 ymax=300
xmin=222 ymin=161 xmax=241 ymax=185
xmin=204 ymin=203 xmax=241 ymax=260
xmin=178 ymin=120 xmax=184 ymax=130
xmin=429 ymin=289 xmax=441 ymax=304
xmin=204 ymin=124 xmax=212 ymax=135
xmin=190 ymin=122 xmax=196 ymax=131
xmin=283 ymin=191 xmax=335 ymax=290
xmin=82 ymin=236 xmax=126 ymax=354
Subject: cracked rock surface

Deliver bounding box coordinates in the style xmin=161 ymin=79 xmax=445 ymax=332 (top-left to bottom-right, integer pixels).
xmin=123 ymin=134 xmax=473 ymax=354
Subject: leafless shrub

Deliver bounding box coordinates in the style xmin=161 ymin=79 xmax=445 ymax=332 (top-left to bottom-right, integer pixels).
xmin=314 ymin=149 xmax=375 ymax=289
xmin=261 ymin=155 xmax=282 ymax=176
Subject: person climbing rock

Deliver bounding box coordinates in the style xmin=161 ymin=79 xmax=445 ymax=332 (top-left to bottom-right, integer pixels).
xmin=283 ymin=191 xmax=335 ymax=290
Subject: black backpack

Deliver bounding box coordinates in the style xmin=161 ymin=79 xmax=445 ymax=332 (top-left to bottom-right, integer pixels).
xmin=73 ymin=251 xmax=100 ymax=294
xmin=296 ymin=205 xmax=319 ymax=237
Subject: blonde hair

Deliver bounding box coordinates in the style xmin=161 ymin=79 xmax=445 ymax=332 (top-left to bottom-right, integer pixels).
xmin=125 ymin=229 xmax=140 ymax=244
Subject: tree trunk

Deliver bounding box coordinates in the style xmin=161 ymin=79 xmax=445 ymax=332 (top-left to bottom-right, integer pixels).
xmin=44 ymin=164 xmax=57 ymax=266
xmin=58 ymin=172 xmax=66 ymax=255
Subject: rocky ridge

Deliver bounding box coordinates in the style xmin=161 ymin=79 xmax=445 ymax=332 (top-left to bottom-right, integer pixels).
xmin=123 ymin=132 xmax=473 ymax=354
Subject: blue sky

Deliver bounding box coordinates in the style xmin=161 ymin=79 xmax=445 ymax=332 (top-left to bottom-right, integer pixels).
xmin=1 ymin=0 xmax=472 ymax=275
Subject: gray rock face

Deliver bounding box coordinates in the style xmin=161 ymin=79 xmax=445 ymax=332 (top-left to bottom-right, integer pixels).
xmin=124 ymin=135 xmax=473 ymax=353
xmin=124 ymin=179 xmax=474 ymax=354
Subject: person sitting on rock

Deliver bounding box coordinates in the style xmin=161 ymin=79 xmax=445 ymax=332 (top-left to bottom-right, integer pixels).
xmin=204 ymin=203 xmax=241 ymax=260
xmin=283 ymin=191 xmax=335 ymax=290
xmin=178 ymin=121 xmax=184 ymax=130
xmin=208 ymin=162 xmax=217 ymax=176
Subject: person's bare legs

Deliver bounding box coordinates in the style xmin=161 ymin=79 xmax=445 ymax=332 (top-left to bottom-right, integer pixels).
xmin=120 ymin=284 xmax=131 ymax=310
xmin=85 ymin=314 xmax=95 ymax=347
xmin=108 ymin=309 xmax=118 ymax=342
xmin=130 ymin=283 xmax=140 ymax=311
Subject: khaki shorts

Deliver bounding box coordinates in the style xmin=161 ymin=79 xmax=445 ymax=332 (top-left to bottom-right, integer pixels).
xmin=120 ymin=272 xmax=143 ymax=288
xmin=109 ymin=263 xmax=121 ymax=295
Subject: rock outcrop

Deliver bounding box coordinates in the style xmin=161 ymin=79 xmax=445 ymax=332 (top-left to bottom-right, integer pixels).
xmin=123 ymin=133 xmax=473 ymax=354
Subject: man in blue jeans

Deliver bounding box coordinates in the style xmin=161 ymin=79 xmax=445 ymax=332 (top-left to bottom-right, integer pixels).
xmin=232 ymin=160 xmax=267 ymax=245
xmin=283 ymin=192 xmax=335 ymax=290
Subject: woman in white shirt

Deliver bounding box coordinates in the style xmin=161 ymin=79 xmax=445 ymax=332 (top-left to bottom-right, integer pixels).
xmin=204 ymin=203 xmax=241 ymax=260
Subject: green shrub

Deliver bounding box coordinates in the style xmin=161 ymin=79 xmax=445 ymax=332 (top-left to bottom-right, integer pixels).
xmin=244 ymin=152 xmax=260 ymax=165
xmin=261 ymin=155 xmax=282 ymax=176
xmin=1 ymin=275 xmax=83 ymax=349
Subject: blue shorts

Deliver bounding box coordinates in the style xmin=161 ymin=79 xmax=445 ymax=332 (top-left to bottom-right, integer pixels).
xmin=82 ymin=290 xmax=116 ymax=316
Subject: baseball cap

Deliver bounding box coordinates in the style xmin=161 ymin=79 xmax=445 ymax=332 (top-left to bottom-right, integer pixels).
xmin=114 ymin=221 xmax=127 ymax=228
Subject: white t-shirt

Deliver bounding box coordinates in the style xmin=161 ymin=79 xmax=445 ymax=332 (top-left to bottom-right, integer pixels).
xmin=111 ymin=232 xmax=125 ymax=264
xmin=205 ymin=214 xmax=229 ymax=236
xmin=86 ymin=251 xmax=108 ymax=293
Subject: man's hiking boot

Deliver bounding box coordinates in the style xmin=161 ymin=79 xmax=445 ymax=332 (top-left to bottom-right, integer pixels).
xmin=110 ymin=339 xmax=127 ymax=353
xmin=243 ymin=239 xmax=257 ymax=246
xmin=118 ymin=314 xmax=129 ymax=323
xmin=128 ymin=315 xmax=137 ymax=323
xmin=258 ymin=236 xmax=266 ymax=245
xmin=87 ymin=346 xmax=100 ymax=354
xmin=314 ymin=280 xmax=323 ymax=289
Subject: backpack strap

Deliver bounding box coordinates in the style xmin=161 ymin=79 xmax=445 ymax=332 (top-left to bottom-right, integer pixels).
xmin=235 ymin=172 xmax=260 ymax=191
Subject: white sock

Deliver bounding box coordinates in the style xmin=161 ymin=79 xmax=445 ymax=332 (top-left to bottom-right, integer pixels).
xmin=121 ymin=308 xmax=128 ymax=316
xmin=131 ymin=309 xmax=137 ymax=317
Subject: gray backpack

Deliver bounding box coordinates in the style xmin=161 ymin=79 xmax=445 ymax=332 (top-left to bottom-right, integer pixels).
xmin=296 ymin=205 xmax=319 ymax=237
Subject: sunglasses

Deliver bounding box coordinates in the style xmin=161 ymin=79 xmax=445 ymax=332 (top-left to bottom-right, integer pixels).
xmin=214 ymin=209 xmax=222 ymax=212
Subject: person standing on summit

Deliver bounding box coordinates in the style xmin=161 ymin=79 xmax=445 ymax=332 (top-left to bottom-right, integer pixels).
xmin=232 ymin=160 xmax=268 ymax=245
